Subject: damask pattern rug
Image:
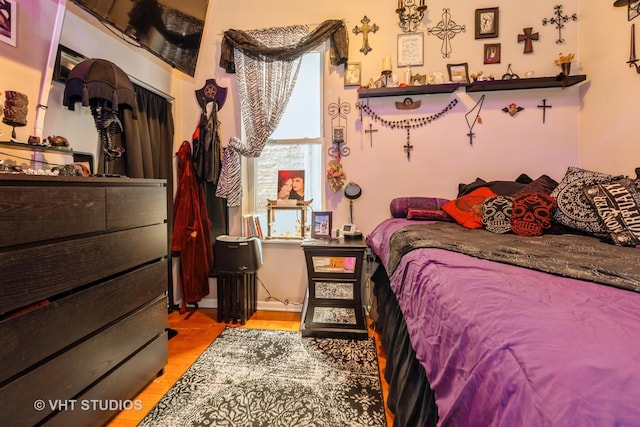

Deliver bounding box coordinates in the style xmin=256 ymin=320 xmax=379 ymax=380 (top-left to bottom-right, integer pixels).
xmin=138 ymin=328 xmax=386 ymax=427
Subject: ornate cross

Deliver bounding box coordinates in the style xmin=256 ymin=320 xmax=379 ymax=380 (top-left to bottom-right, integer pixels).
xmin=427 ymin=8 xmax=466 ymax=58
xmin=403 ymin=129 xmax=414 ymax=160
xmin=353 ymin=16 xmax=379 ymax=55
xmin=364 ymin=123 xmax=378 ymax=147
xmin=518 ymin=27 xmax=539 ymax=54
xmin=537 ymin=98 xmax=552 ymax=124
xmin=542 ymin=4 xmax=577 ymax=44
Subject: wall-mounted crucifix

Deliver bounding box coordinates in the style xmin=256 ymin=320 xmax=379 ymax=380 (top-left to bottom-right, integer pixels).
xmin=403 ymin=137 xmax=414 ymax=161
xmin=542 ymin=4 xmax=577 ymax=44
xmin=364 ymin=123 xmax=378 ymax=147
xmin=353 ymin=16 xmax=379 ymax=55
xmin=518 ymin=27 xmax=539 ymax=54
xmin=537 ymin=99 xmax=552 ymax=124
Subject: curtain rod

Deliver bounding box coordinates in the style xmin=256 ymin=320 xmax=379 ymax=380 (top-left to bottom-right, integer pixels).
xmin=217 ymin=20 xmax=349 ymax=36
xmin=129 ymin=75 xmax=175 ymax=102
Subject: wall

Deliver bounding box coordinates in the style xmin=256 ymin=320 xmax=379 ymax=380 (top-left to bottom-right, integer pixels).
xmin=1 ymin=0 xmax=638 ymax=311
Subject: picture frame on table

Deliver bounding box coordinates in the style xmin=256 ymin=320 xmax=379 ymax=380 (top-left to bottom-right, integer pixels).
xmin=53 ymin=45 xmax=87 ymax=83
xmin=397 ymin=32 xmax=424 ymax=67
xmin=344 ymin=63 xmax=361 ymax=87
xmin=311 ymin=211 xmax=332 ymax=240
xmin=0 ymin=0 xmax=17 ymax=47
xmin=475 ymin=7 xmax=499 ymax=39
xmin=484 ymin=43 xmax=501 ymax=65
xmin=447 ymin=63 xmax=469 ymax=84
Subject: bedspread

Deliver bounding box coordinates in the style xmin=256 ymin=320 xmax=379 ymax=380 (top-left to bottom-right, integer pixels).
xmin=367 ymin=218 xmax=640 ymax=427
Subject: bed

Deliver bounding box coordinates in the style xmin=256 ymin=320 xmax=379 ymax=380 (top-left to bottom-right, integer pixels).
xmin=367 ymin=169 xmax=640 ymax=427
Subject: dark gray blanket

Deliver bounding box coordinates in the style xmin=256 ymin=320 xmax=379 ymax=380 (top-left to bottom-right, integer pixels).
xmin=388 ymin=222 xmax=640 ymax=293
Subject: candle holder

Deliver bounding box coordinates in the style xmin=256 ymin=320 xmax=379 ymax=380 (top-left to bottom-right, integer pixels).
xmin=628 ymin=23 xmax=640 ymax=73
xmin=396 ymin=0 xmax=428 ymax=33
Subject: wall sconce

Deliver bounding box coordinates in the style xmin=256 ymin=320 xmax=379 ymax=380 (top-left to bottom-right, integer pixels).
xmin=396 ymin=0 xmax=427 ymax=33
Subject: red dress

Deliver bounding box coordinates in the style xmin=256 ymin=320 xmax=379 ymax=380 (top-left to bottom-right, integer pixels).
xmin=171 ymin=140 xmax=213 ymax=312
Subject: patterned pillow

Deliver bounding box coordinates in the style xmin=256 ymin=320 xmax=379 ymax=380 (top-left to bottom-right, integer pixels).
xmin=550 ymin=167 xmax=615 ymax=234
xmin=482 ymin=196 xmax=513 ymax=234
xmin=389 ymin=197 xmax=450 ymax=218
xmin=406 ymin=208 xmax=453 ymax=221
xmin=511 ymin=192 xmax=557 ymax=237
xmin=442 ymin=187 xmax=498 ymax=229
xmin=583 ymin=178 xmax=640 ymax=246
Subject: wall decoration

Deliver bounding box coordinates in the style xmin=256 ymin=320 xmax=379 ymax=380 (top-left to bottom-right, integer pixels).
xmin=628 ymin=23 xmax=640 ymax=73
xmin=344 ymin=63 xmax=362 ymax=87
xmin=395 ymin=97 xmax=421 ymax=110
xmin=501 ymin=63 xmax=519 ymax=80
xmin=475 ymin=7 xmax=499 ymax=39
xmin=537 ymin=99 xmax=552 ymax=124
xmin=427 ymin=8 xmax=466 ymax=58
xmin=629 ymin=1 xmax=640 ymax=21
xmin=353 ymin=16 xmax=379 ymax=55
xmin=364 ymin=123 xmax=378 ymax=147
xmin=0 ymin=0 xmax=16 ymax=47
xmin=53 ymin=45 xmax=87 ymax=83
xmin=311 ymin=211 xmax=333 ymax=239
xmin=502 ymin=103 xmax=525 ymax=117
xmin=484 ymin=43 xmax=501 ymax=65
xmin=542 ymin=4 xmax=577 ymax=44
xmin=518 ymin=27 xmax=540 ymax=54
xmin=447 ymin=62 xmax=469 ymax=83
xmin=465 ymin=94 xmax=485 ymax=146
xmin=277 ymin=170 xmax=306 ymax=201
xmin=396 ymin=0 xmax=428 ymax=33
xmin=397 ymin=32 xmax=424 ymax=67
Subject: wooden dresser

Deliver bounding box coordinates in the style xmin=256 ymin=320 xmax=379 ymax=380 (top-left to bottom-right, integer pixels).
xmin=0 ymin=175 xmax=169 ymax=427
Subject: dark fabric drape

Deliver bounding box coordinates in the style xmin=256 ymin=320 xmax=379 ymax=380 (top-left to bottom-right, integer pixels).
xmin=219 ymin=19 xmax=349 ymax=73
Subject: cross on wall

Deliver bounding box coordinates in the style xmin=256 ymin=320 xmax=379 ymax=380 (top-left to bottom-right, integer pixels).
xmin=353 ymin=16 xmax=379 ymax=55
xmin=518 ymin=27 xmax=539 ymax=54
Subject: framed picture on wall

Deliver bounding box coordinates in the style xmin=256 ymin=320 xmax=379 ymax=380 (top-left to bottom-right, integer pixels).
xmin=0 ymin=0 xmax=17 ymax=47
xmin=311 ymin=211 xmax=332 ymax=239
xmin=53 ymin=45 xmax=87 ymax=83
xmin=447 ymin=63 xmax=469 ymax=83
xmin=475 ymin=7 xmax=499 ymax=39
xmin=484 ymin=43 xmax=501 ymax=65
xmin=397 ymin=32 xmax=424 ymax=67
xmin=344 ymin=63 xmax=361 ymax=87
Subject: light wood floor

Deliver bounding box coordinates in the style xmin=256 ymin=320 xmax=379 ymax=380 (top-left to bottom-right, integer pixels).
xmin=107 ymin=308 xmax=394 ymax=426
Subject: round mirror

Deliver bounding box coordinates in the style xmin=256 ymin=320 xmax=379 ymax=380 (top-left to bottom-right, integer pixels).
xmin=344 ymin=182 xmax=362 ymax=200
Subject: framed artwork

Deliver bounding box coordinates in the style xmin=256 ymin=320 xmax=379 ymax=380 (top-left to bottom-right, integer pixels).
xmin=0 ymin=0 xmax=17 ymax=47
xmin=629 ymin=1 xmax=640 ymax=21
xmin=397 ymin=32 xmax=424 ymax=67
xmin=484 ymin=43 xmax=501 ymax=65
xmin=344 ymin=63 xmax=361 ymax=87
xmin=311 ymin=211 xmax=332 ymax=240
xmin=277 ymin=170 xmax=305 ymax=201
xmin=475 ymin=7 xmax=499 ymax=39
xmin=447 ymin=63 xmax=469 ymax=83
xmin=53 ymin=45 xmax=87 ymax=83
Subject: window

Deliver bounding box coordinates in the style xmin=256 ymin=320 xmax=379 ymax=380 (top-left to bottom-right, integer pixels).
xmin=246 ymin=50 xmax=324 ymax=237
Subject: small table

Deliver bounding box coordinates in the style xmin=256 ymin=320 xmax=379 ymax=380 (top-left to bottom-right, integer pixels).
xmin=300 ymin=238 xmax=368 ymax=339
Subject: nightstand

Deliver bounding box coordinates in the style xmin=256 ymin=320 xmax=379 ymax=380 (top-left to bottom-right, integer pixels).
xmin=300 ymin=238 xmax=368 ymax=339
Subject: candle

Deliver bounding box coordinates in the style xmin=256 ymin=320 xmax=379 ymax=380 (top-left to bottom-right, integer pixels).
xmin=382 ymin=55 xmax=392 ymax=72
xmin=631 ymin=24 xmax=637 ymax=62
xmin=398 ymin=0 xmax=402 ymax=9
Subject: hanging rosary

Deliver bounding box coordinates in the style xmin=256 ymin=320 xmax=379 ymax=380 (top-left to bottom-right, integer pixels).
xmin=356 ymin=98 xmax=458 ymax=160
xmin=465 ymin=95 xmax=485 ymax=146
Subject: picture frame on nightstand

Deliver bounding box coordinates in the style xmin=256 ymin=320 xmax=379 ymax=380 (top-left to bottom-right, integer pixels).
xmin=311 ymin=211 xmax=332 ymax=239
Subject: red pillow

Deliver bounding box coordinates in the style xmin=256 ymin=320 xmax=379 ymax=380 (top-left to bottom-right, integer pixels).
xmin=442 ymin=187 xmax=498 ymax=228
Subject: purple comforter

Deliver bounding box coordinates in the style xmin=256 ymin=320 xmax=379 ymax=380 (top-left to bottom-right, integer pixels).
xmin=368 ymin=218 xmax=640 ymax=427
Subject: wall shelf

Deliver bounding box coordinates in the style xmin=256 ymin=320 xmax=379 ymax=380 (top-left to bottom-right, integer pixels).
xmin=465 ymin=75 xmax=587 ymax=92
xmin=357 ymin=83 xmax=460 ymax=99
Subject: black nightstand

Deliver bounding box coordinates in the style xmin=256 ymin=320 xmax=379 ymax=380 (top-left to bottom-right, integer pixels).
xmin=300 ymin=238 xmax=368 ymax=339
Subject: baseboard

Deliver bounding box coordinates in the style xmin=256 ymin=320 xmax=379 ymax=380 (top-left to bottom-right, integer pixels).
xmin=177 ymin=298 xmax=303 ymax=313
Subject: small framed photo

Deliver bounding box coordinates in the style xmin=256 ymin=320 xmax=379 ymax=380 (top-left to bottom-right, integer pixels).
xmin=53 ymin=45 xmax=87 ymax=83
xmin=344 ymin=63 xmax=361 ymax=87
xmin=484 ymin=43 xmax=501 ymax=65
xmin=447 ymin=63 xmax=469 ymax=84
xmin=332 ymin=126 xmax=344 ymax=143
xmin=0 ymin=0 xmax=17 ymax=47
xmin=475 ymin=7 xmax=499 ymax=39
xmin=397 ymin=32 xmax=424 ymax=67
xmin=311 ymin=211 xmax=332 ymax=240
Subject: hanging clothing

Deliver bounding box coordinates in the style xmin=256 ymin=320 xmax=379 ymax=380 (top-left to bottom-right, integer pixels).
xmin=172 ymin=141 xmax=212 ymax=312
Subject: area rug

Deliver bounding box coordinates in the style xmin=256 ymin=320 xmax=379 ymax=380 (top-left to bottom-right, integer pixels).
xmin=138 ymin=327 xmax=387 ymax=427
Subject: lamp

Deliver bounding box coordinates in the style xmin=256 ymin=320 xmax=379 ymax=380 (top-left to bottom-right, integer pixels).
xmin=343 ymin=182 xmax=363 ymax=239
xmin=396 ymin=0 xmax=428 ymax=33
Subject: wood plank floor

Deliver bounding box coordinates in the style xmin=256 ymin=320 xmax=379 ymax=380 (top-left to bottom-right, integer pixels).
xmin=107 ymin=308 xmax=394 ymax=426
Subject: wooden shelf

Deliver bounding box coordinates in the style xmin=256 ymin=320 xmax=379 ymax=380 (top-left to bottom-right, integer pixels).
xmin=465 ymin=75 xmax=587 ymax=92
xmin=357 ymin=83 xmax=460 ymax=98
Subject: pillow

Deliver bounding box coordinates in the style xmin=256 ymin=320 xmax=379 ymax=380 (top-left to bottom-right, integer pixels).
xmin=482 ymin=196 xmax=513 ymax=233
xmin=390 ymin=197 xmax=450 ymax=218
xmin=511 ymin=192 xmax=557 ymax=237
xmin=583 ymin=178 xmax=640 ymax=246
xmin=513 ymin=174 xmax=559 ymax=196
xmin=406 ymin=208 xmax=453 ymax=221
xmin=550 ymin=167 xmax=616 ymax=234
xmin=457 ymin=174 xmax=532 ymax=197
xmin=443 ymin=187 xmax=498 ymax=229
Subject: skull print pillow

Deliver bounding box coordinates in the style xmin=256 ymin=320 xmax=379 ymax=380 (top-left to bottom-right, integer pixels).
xmin=482 ymin=196 xmax=513 ymax=233
xmin=511 ymin=192 xmax=557 ymax=237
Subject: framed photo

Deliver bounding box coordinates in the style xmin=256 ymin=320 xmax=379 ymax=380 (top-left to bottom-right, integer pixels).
xmin=53 ymin=45 xmax=87 ymax=83
xmin=344 ymin=63 xmax=361 ymax=87
xmin=277 ymin=169 xmax=305 ymax=201
xmin=629 ymin=1 xmax=640 ymax=21
xmin=447 ymin=63 xmax=469 ymax=84
xmin=311 ymin=211 xmax=332 ymax=240
xmin=475 ymin=7 xmax=499 ymax=39
xmin=332 ymin=126 xmax=344 ymax=143
xmin=397 ymin=32 xmax=424 ymax=67
xmin=484 ymin=43 xmax=501 ymax=65
xmin=0 ymin=0 xmax=17 ymax=47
